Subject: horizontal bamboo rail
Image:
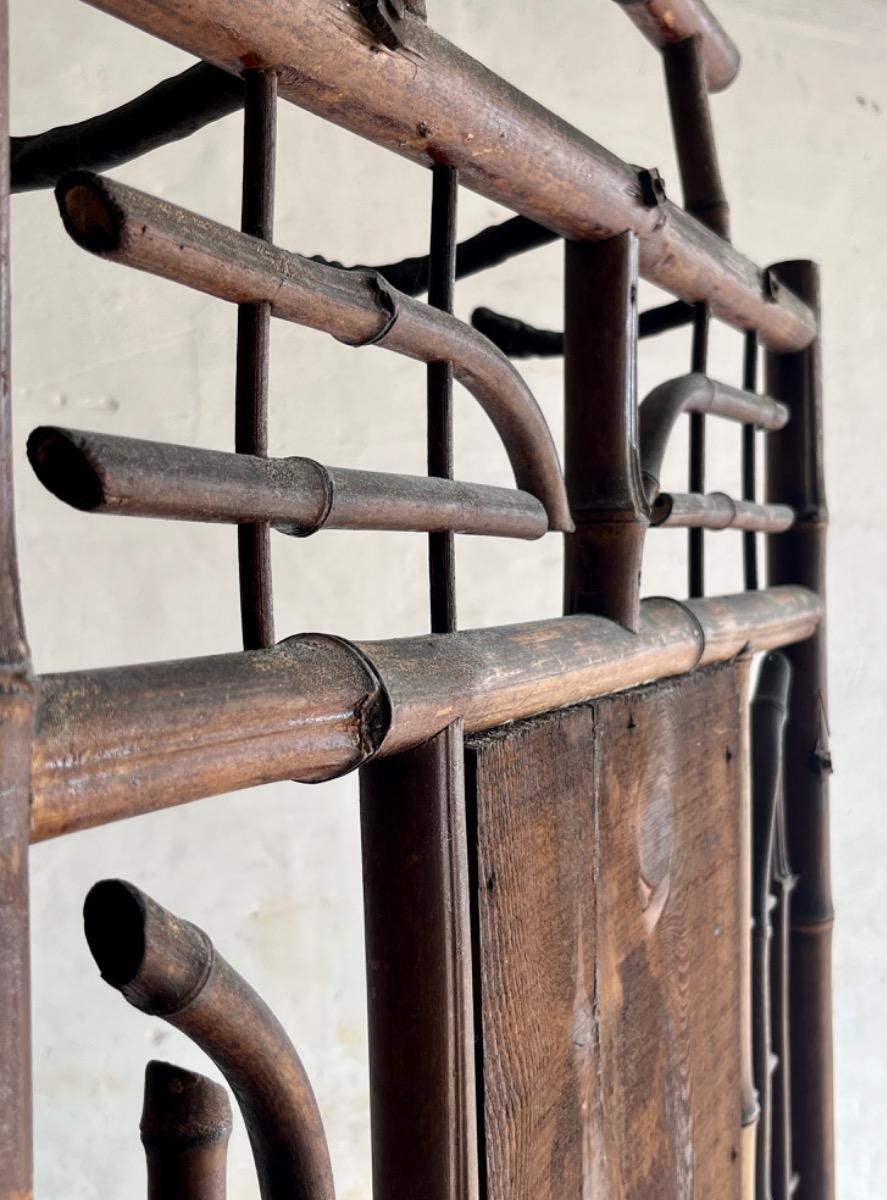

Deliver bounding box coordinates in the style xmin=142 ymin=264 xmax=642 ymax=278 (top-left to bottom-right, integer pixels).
xmin=80 ymin=0 xmax=814 ymax=350
xmin=56 ymin=172 xmax=572 ymax=532
xmin=472 ymin=301 xmax=693 ymax=357
xmin=31 ymin=586 xmax=821 ymax=842
xmin=612 ymin=0 xmax=740 ymax=92
xmin=640 ymin=373 xmax=790 ymax=499
xmin=11 ymin=62 xmax=243 ymax=193
xmin=28 ymin=426 xmax=548 ymax=540
xmin=84 ymin=880 xmax=335 ymax=1200
xmin=651 ymin=492 xmax=795 ymax=532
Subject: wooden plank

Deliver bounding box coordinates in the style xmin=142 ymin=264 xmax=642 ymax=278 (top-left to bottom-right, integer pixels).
xmin=466 ymin=663 xmax=746 ymax=1199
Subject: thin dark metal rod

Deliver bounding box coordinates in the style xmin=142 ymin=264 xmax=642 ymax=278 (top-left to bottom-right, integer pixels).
xmin=27 ymin=426 xmax=549 ymax=540
xmin=612 ymin=0 xmax=740 ymax=92
xmin=427 ymin=165 xmax=458 ymax=633
xmin=84 ymin=880 xmax=336 ymax=1200
xmin=236 ymin=68 xmax=277 ymax=651
xmin=78 ymin=0 xmax=817 ymax=351
xmin=650 ymin=492 xmax=793 ymax=533
xmin=142 ymin=1061 xmax=233 ymax=1200
xmin=10 ymin=62 xmax=243 ymax=193
xmin=55 ymin=172 xmax=573 ymax=532
xmin=470 ymin=299 xmax=693 ymax=358
xmin=743 ymin=330 xmax=760 ymax=589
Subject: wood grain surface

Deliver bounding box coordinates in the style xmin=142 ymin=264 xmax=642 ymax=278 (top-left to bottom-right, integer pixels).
xmin=466 ymin=663 xmax=746 ymax=1199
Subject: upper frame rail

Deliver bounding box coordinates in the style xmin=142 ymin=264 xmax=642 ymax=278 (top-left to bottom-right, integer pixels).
xmin=611 ymin=0 xmax=740 ymax=92
xmin=80 ymin=0 xmax=814 ymax=351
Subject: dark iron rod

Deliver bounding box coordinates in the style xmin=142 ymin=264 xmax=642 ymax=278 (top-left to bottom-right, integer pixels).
xmin=141 ymin=1061 xmax=233 ymax=1200
xmin=10 ymin=62 xmax=243 ymax=193
xmin=427 ymin=164 xmax=458 ymax=633
xmin=563 ymin=233 xmax=647 ymax=630
xmin=78 ymin=0 xmax=815 ymax=351
xmin=743 ymin=331 xmax=760 ymax=589
xmin=236 ymin=67 xmax=277 ymax=650
xmin=612 ymin=0 xmax=740 ymax=92
xmin=30 ymin=587 xmax=822 ymax=841
xmin=55 ymin=172 xmax=572 ymax=533
xmin=639 ymin=374 xmax=789 ymax=502
xmin=471 ymin=300 xmax=693 ymax=358
xmin=650 ymin=493 xmax=793 ymax=533
xmin=84 ymin=880 xmax=336 ymax=1200
xmin=765 ymin=260 xmax=833 ymax=1200
xmin=27 ymin=426 xmax=548 ymax=540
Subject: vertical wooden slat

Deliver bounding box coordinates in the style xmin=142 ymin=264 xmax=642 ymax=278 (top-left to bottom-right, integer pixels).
xmin=0 ymin=1 xmax=36 ymax=1192
xmin=360 ymin=722 xmax=478 ymax=1200
xmin=563 ymin=232 xmax=646 ymax=630
xmin=765 ymin=260 xmax=833 ymax=1200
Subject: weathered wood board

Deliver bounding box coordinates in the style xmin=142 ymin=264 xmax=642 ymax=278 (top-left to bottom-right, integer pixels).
xmin=465 ymin=663 xmax=746 ymax=1200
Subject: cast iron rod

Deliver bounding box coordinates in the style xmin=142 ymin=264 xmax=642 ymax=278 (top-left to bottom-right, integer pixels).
xmin=84 ymin=880 xmax=336 ymax=1200
xmin=10 ymin=62 xmax=244 ymax=193
xmin=77 ymin=0 xmax=815 ymax=351
xmin=142 ymin=1061 xmax=233 ymax=1200
xmin=639 ymin=374 xmax=789 ymax=502
xmin=612 ymin=0 xmax=740 ymax=92
xmin=743 ymin=331 xmax=760 ymax=589
xmin=55 ymin=172 xmax=572 ymax=532
xmin=751 ymin=651 xmax=793 ymax=1200
xmin=427 ymin=164 xmax=458 ymax=633
xmin=563 ymin=233 xmax=646 ymax=630
xmin=30 ymin=586 xmax=822 ymax=841
xmin=236 ymin=67 xmax=277 ymax=650
xmin=650 ymin=493 xmax=794 ymax=533
xmin=765 ymin=260 xmax=833 ymax=1200
xmin=27 ymin=426 xmax=548 ymax=540
xmin=471 ymin=299 xmax=693 ymax=358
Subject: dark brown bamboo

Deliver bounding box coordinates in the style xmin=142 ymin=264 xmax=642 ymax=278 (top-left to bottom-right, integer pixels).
xmin=639 ymin=374 xmax=789 ymax=501
xmin=427 ymin=164 xmax=458 ymax=633
xmin=30 ymin=587 xmax=821 ymax=842
xmin=142 ymin=1061 xmax=233 ymax=1200
xmin=0 ymin=4 xmax=36 ymax=1192
xmin=79 ymin=0 xmax=814 ymax=350
xmin=743 ymin=331 xmax=760 ymax=590
xmin=688 ymin=305 xmax=709 ymax=596
xmin=84 ymin=880 xmax=335 ymax=1200
xmin=236 ymin=67 xmax=277 ymax=650
xmin=650 ymin=492 xmax=794 ymax=533
xmin=10 ymin=62 xmax=244 ymax=193
xmin=765 ymin=260 xmax=833 ymax=1200
xmin=612 ymin=0 xmax=740 ymax=92
xmin=563 ymin=232 xmax=647 ymax=630
xmin=360 ymin=724 xmax=478 ymax=1200
xmin=771 ymin=772 xmax=798 ymax=1200
xmin=751 ymin=652 xmax=792 ymax=1200
xmin=55 ymin=172 xmax=572 ymax=533
xmin=471 ymin=300 xmax=693 ymax=358
xmin=27 ymin=426 xmax=548 ymax=540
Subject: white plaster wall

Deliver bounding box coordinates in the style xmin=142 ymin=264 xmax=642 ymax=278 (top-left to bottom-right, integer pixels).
xmin=8 ymin=0 xmax=885 ymax=1195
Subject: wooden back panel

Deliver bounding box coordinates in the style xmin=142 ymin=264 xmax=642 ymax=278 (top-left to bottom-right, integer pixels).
xmin=467 ymin=663 xmax=746 ymax=1199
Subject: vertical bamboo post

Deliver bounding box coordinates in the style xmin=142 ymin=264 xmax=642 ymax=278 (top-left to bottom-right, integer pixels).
xmin=359 ymin=723 xmax=479 ymax=1200
xmin=765 ymin=260 xmax=833 ymax=1200
xmin=563 ymin=232 xmax=646 ymax=629
xmin=236 ymin=67 xmax=277 ymax=649
xmin=0 ymin=4 xmax=36 ymax=1194
xmin=141 ymin=1061 xmax=233 ymax=1200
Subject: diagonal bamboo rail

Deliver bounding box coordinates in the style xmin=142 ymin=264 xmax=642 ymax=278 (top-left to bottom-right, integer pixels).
xmin=611 ymin=0 xmax=740 ymax=92
xmin=30 ymin=585 xmax=821 ymax=842
xmin=79 ymin=0 xmax=814 ymax=351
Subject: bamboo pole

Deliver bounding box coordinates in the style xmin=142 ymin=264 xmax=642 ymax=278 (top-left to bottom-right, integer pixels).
xmin=27 ymin=427 xmax=548 ymax=540
xmin=30 ymin=587 xmax=821 ymax=842
xmin=141 ymin=1062 xmax=233 ymax=1200
xmin=55 ymin=172 xmax=572 ymax=533
xmin=650 ymin=492 xmax=794 ymax=533
xmin=78 ymin=0 xmax=814 ymax=350
xmin=612 ymin=0 xmax=740 ymax=92
xmin=84 ymin=880 xmax=335 ymax=1200
xmin=765 ymin=260 xmax=833 ymax=1200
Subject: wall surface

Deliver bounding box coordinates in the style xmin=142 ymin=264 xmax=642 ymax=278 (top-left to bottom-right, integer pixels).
xmin=8 ymin=0 xmax=885 ymax=1196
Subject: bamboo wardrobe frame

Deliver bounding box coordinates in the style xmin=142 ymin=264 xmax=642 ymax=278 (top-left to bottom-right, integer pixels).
xmin=0 ymin=3 xmax=834 ymax=1199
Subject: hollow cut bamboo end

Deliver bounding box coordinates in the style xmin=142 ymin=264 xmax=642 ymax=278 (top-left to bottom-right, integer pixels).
xmin=141 ymin=1061 xmax=233 ymax=1149
xmin=55 ymin=171 xmax=125 ymax=255
xmin=27 ymin=426 xmax=106 ymax=511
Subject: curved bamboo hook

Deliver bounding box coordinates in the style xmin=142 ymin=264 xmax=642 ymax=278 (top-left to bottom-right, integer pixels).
xmin=83 ymin=879 xmax=336 ymax=1200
